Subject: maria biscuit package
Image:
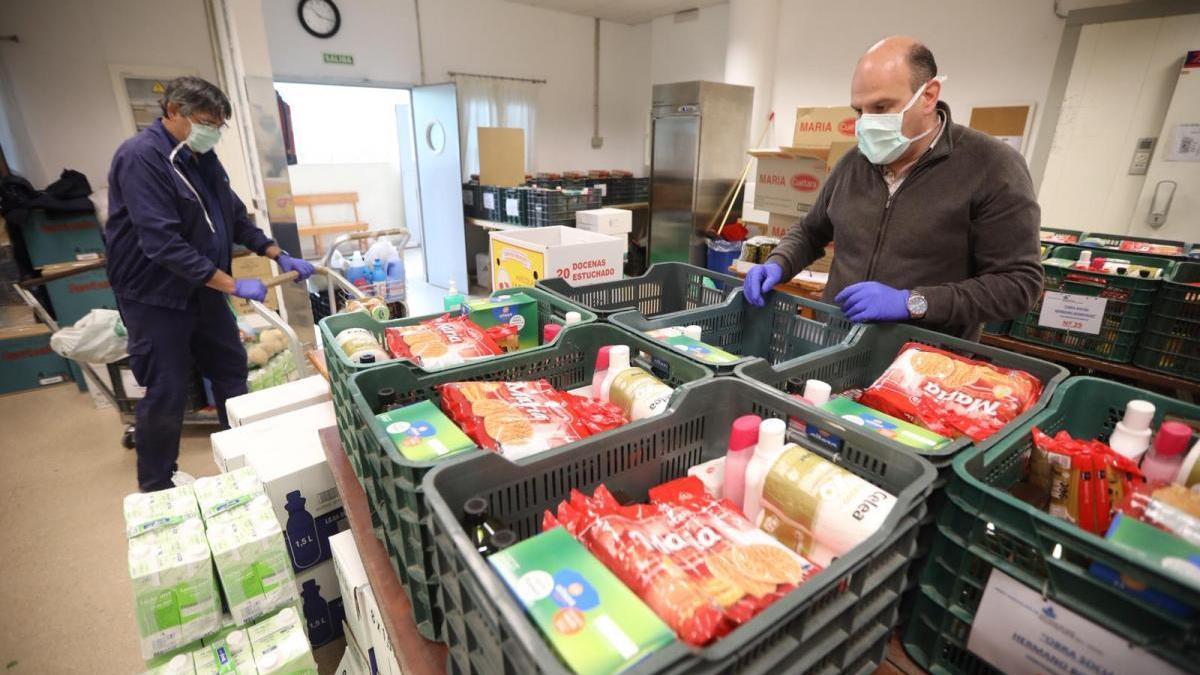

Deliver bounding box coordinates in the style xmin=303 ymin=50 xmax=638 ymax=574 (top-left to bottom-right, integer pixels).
xmin=384 ymin=314 xmax=504 ymax=369
xmin=857 ymin=342 xmax=1042 ymax=442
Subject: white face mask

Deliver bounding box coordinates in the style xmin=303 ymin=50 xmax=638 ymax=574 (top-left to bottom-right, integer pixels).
xmin=855 ymin=75 xmax=946 ymax=165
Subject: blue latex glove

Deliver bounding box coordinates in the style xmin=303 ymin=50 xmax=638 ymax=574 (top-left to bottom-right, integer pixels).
xmin=233 ymin=279 xmax=268 ymax=302
xmin=277 ymin=254 xmax=315 ymax=281
xmin=835 ymin=281 xmax=911 ymax=323
xmin=744 ymin=262 xmax=784 ymax=307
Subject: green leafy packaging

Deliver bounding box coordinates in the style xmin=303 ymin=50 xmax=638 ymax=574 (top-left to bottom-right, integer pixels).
xmin=128 ymin=517 xmax=222 ymax=659
xmin=191 ymin=628 xmax=255 ymax=674
xmin=247 ymin=607 xmax=318 ymax=675
xmin=205 ymin=496 xmax=298 ymax=624
xmin=489 ymin=527 xmax=675 ymax=675
xmin=644 ymin=328 xmax=739 ymax=364
xmin=376 ymin=400 xmax=476 ymax=462
xmin=463 ymin=291 xmax=538 ymax=350
xmin=124 ymin=486 xmax=201 ymax=538
xmin=194 ymin=467 xmax=264 ymax=521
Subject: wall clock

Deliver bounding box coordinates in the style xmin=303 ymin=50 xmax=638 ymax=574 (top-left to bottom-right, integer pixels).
xmin=298 ymin=0 xmax=340 ymax=39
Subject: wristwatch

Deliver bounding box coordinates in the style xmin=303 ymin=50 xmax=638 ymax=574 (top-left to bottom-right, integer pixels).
xmin=906 ymin=290 xmax=928 ymax=320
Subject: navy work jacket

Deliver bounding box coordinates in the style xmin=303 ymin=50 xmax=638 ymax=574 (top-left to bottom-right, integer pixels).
xmin=105 ymin=119 xmax=273 ymax=310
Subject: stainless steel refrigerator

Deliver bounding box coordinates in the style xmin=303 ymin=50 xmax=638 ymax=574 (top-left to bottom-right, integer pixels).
xmin=648 ymin=81 xmax=754 ymax=266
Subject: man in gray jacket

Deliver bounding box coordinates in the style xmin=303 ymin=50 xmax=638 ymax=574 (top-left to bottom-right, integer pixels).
xmin=744 ymin=36 xmax=1042 ymax=340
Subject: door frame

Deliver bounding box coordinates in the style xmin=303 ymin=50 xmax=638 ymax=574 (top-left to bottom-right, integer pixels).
xmin=1030 ymin=0 xmax=1200 ymax=191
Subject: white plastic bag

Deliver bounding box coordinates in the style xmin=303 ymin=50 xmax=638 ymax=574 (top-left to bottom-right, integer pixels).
xmin=50 ymin=308 xmax=128 ymax=364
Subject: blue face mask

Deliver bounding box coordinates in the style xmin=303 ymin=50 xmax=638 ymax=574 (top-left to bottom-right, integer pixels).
xmin=856 ymin=76 xmax=945 ymax=165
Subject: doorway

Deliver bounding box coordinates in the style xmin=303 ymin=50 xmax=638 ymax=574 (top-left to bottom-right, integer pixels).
xmin=272 ymin=81 xmax=448 ymax=313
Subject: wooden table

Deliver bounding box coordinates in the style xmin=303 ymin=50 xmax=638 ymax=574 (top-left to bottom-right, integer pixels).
xmin=726 ymin=263 xmax=826 ymax=302
xmin=319 ymin=426 xmax=447 ymax=675
xmin=980 ymin=333 xmax=1199 ymax=400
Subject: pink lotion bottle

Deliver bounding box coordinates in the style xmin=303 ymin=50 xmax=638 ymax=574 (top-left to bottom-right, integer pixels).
xmin=723 ymin=415 xmax=761 ymax=511
xmin=1141 ymin=421 xmax=1193 ymax=483
xmin=591 ymin=345 xmax=613 ymax=399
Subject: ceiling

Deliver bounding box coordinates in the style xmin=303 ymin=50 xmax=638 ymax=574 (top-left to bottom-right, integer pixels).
xmin=506 ymin=0 xmax=727 ymax=25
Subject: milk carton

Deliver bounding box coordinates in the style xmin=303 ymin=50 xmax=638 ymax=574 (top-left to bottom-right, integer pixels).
xmin=296 ymin=560 xmax=346 ymax=647
xmin=205 ymin=496 xmax=299 ymax=624
xmin=248 ymin=607 xmax=318 ymax=675
xmin=142 ymin=652 xmax=194 ymax=675
xmin=124 ymin=486 xmax=200 ymax=538
xmin=246 ymin=442 xmax=347 ymax=573
xmin=191 ymin=628 xmax=255 ymax=674
xmin=128 ymin=518 xmax=222 ymax=659
xmin=194 ymin=467 xmax=264 ymax=521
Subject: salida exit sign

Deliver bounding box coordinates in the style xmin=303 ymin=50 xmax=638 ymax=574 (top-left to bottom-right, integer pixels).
xmin=322 ymin=52 xmax=354 ymax=65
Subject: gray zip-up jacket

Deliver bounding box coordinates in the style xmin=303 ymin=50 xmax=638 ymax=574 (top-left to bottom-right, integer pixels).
xmin=765 ymin=102 xmax=1043 ymax=340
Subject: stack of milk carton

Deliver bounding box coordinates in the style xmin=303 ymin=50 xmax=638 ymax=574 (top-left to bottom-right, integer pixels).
xmin=210 ymin=376 xmax=349 ymax=649
xmin=124 ymin=480 xmax=319 ymax=674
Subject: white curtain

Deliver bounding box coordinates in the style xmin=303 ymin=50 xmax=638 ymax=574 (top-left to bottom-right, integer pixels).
xmin=453 ymin=74 xmax=539 ymax=178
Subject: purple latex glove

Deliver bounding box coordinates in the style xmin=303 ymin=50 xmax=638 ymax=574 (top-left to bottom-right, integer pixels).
xmin=835 ymin=281 xmax=911 ymax=323
xmin=233 ymin=279 xmax=268 ymax=302
xmin=744 ymin=262 xmax=784 ymax=307
xmin=277 ymin=254 xmax=315 ymax=281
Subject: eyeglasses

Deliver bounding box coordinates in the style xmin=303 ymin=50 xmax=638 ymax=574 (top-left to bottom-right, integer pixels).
xmin=190 ymin=116 xmax=229 ymax=129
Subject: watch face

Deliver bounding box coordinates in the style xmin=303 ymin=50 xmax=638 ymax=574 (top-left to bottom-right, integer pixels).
xmin=908 ymin=293 xmax=928 ymax=318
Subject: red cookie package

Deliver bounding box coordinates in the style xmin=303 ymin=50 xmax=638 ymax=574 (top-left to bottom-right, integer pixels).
xmin=384 ymin=314 xmax=504 ymax=369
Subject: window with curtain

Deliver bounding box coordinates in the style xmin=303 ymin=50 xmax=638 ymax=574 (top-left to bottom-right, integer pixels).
xmin=453 ymin=74 xmax=539 ymax=178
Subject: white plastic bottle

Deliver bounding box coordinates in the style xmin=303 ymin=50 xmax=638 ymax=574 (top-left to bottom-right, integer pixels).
xmin=1109 ymin=399 xmax=1155 ymax=461
xmin=742 ymin=418 xmax=788 ymax=523
xmin=599 ymin=346 xmax=631 ymax=403
xmin=565 ymin=311 xmax=582 ymax=326
xmin=801 ymin=379 xmax=832 ymax=406
xmin=591 ymin=346 xmax=613 ymax=399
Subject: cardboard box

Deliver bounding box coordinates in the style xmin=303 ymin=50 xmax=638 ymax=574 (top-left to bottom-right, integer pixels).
xmin=336 ymin=628 xmax=371 ymax=675
xmin=19 ymin=209 xmax=104 ymax=268
xmin=295 ymin=559 xmax=346 ymax=648
xmin=0 ymin=324 xmax=70 ymax=395
xmin=490 ymin=226 xmax=624 ymax=289
xmin=211 ymin=401 xmax=335 ymax=472
xmin=362 ymin=582 xmax=402 ymax=675
xmin=576 ymin=208 xmax=633 ymax=235
xmin=793 ymin=106 xmax=858 ymax=148
xmin=225 ymin=375 xmax=331 ymax=428
xmin=462 ymin=291 xmax=538 ymax=351
xmin=42 ymin=263 xmax=117 ymax=327
xmin=749 ymin=143 xmax=854 ymax=217
xmin=229 ymin=254 xmax=277 ymax=314
xmin=245 ymin=434 xmax=349 ymax=573
xmin=330 ymin=530 xmax=371 ymax=647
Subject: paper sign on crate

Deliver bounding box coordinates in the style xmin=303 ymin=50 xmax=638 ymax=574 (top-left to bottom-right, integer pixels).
xmin=967 ymin=569 xmax=1185 ymax=675
xmin=1037 ymin=291 xmax=1106 ymax=335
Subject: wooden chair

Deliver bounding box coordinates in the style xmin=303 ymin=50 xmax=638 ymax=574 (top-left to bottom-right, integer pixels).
xmin=293 ymin=192 xmax=369 ymax=256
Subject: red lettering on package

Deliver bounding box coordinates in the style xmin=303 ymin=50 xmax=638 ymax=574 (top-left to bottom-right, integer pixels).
xmin=839 ymin=118 xmax=857 ymax=136
xmin=791 ymin=174 xmax=819 ymax=192
xmin=797 ymin=121 xmax=832 ymax=133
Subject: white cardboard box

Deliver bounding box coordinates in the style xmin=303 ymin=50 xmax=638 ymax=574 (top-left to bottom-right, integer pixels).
xmin=338 ymin=622 xmax=371 ymax=675
xmin=211 ymin=401 xmax=335 ymax=472
xmin=225 ymin=375 xmax=331 ymax=427
xmin=490 ymin=226 xmax=624 ymax=289
xmin=362 ymin=582 xmax=402 ymax=675
xmin=330 ymin=530 xmax=371 ymax=648
xmin=575 ymin=208 xmax=632 ymax=235
xmin=245 ymin=436 xmax=348 ymax=574
xmin=295 ymin=559 xmax=345 ymax=648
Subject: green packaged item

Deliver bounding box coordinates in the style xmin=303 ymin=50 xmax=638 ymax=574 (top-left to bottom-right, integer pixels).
xmin=192 ymin=628 xmax=255 ymax=674
xmin=125 ymin=485 xmax=201 ymax=538
xmin=128 ymin=518 xmax=223 ymax=660
xmin=819 ymin=397 xmax=952 ymax=454
xmin=645 ymin=328 xmax=739 ymax=364
xmin=143 ymin=652 xmax=195 ymax=675
xmin=489 ymin=527 xmax=675 ymax=675
xmin=248 ymin=607 xmax=319 ymax=675
xmin=194 ymin=467 xmax=264 ymax=521
xmin=376 ymin=400 xmax=476 ymax=462
xmin=463 ymin=291 xmax=538 ymax=350
xmin=205 ymin=496 xmax=298 ymax=624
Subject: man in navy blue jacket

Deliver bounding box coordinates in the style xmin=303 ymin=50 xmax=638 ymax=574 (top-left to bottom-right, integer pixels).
xmin=106 ymin=76 xmax=313 ymax=491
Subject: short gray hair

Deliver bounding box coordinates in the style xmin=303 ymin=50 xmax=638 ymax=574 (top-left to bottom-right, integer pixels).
xmin=159 ymin=76 xmax=232 ymax=120
xmin=907 ymin=43 xmax=937 ymax=92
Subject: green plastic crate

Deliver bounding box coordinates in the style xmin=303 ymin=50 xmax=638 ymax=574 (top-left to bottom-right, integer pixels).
xmin=537 ymin=262 xmax=743 ymax=320
xmin=903 ymin=377 xmax=1200 ymax=675
xmin=611 ymin=289 xmax=856 ymax=374
xmin=347 ymin=322 xmax=713 ymax=642
xmin=1008 ymin=245 xmax=1172 ymax=363
xmin=1080 ymin=232 xmax=1190 ymax=258
xmin=1133 ymin=261 xmax=1200 ymax=381
xmin=320 ymin=287 xmax=595 ymax=491
xmin=427 ymin=377 xmax=935 ymax=675
xmin=1039 ymin=227 xmax=1082 ymax=246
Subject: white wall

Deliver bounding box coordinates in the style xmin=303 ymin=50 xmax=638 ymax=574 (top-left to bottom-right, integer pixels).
xmin=260 ymin=0 xmax=651 ymax=174
xmin=770 ymin=0 xmax=1066 ymax=153
xmin=0 ymin=0 xmax=220 ymax=190
xmin=650 ymin=4 xmax=730 ymax=85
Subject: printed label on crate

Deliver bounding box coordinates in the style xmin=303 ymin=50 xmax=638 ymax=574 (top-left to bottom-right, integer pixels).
xmin=506 ymin=198 xmax=520 ymax=217
xmin=968 ymin=569 xmax=1185 ymax=675
xmin=483 ymin=192 xmax=496 ymax=210
xmin=1037 ymin=291 xmax=1106 ymax=335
